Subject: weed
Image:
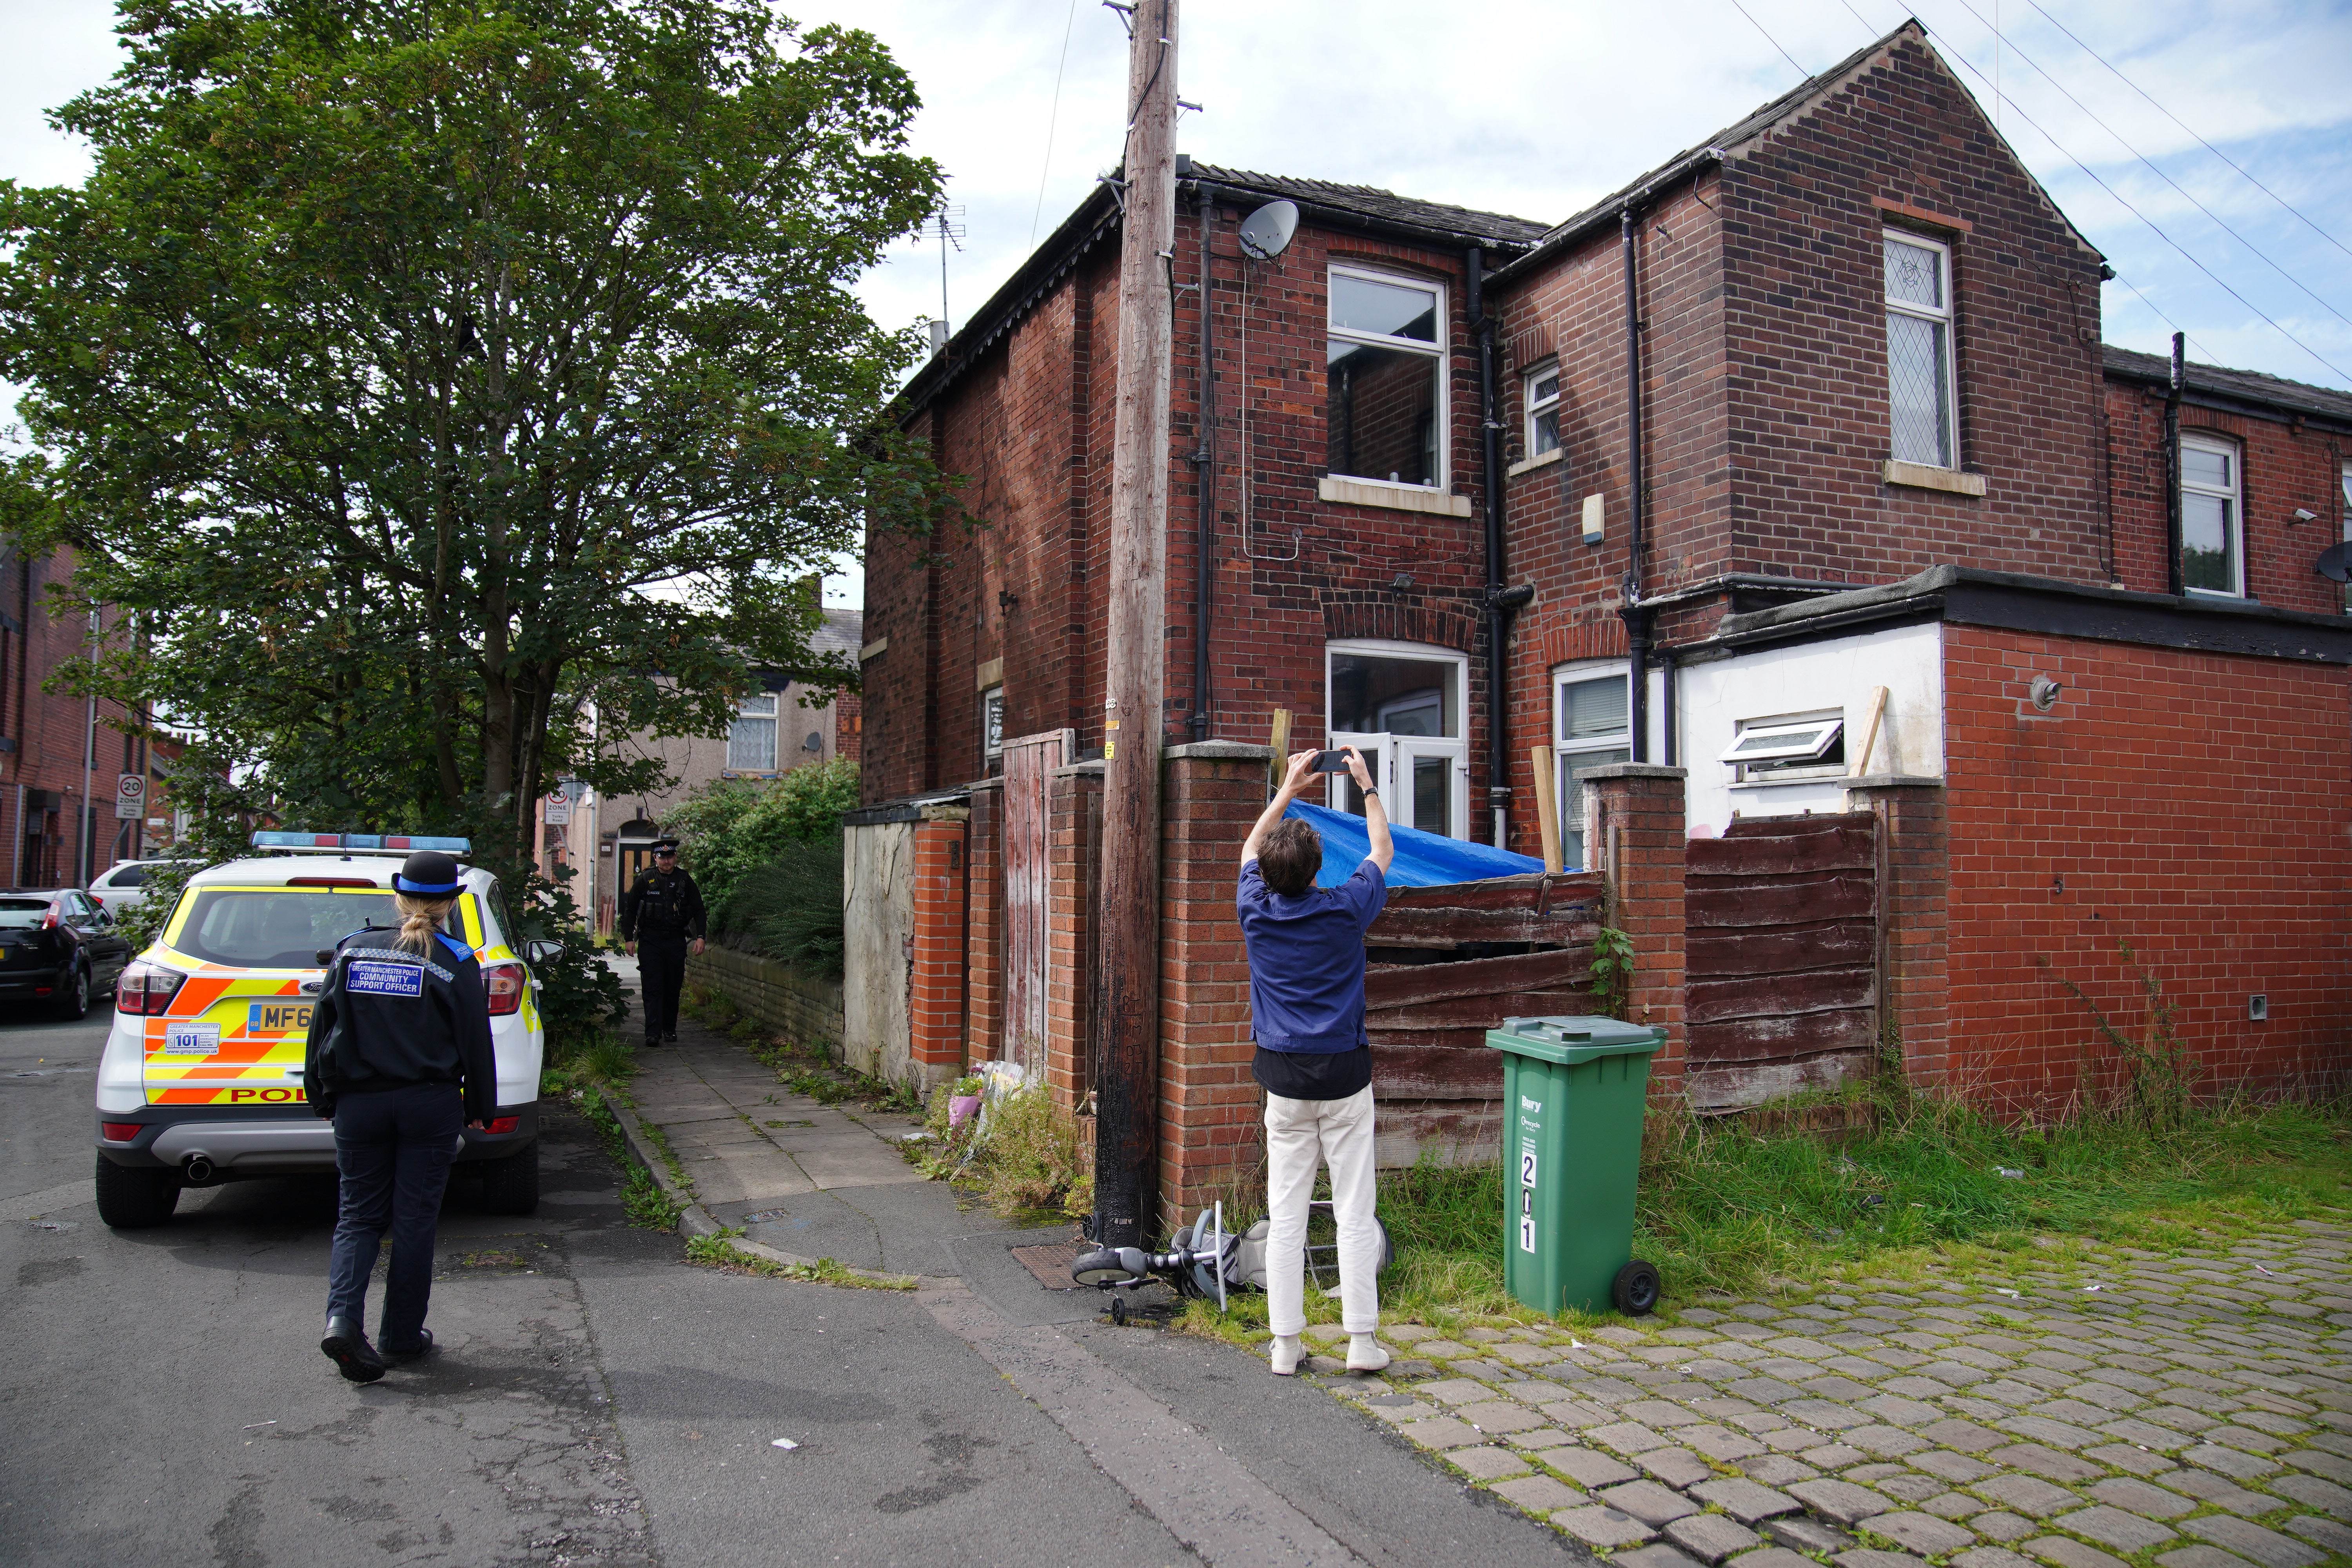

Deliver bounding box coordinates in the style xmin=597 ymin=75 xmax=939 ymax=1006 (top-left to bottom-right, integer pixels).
xmin=1587 ymin=926 xmax=1635 ymax=1020
xmin=2035 ymin=939 xmax=2199 ymax=1131
xmin=684 ymin=1230 xmax=915 ymax=1290
xmin=917 ymin=1084 xmax=1093 ymax=1219
xmin=784 ymin=1068 xmax=859 ymax=1105
xmin=540 ymin=1029 xmax=639 ymax=1100
xmin=622 ymin=1164 xmax=682 ymax=1230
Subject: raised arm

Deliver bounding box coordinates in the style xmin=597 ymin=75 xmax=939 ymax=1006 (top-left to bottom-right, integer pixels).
xmin=1242 ymin=749 xmax=1322 ymax=868
xmin=1347 ymin=748 xmax=1394 ymax=875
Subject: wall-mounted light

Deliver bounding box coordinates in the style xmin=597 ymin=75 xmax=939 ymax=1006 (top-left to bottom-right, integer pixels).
xmin=2291 ymin=508 xmax=2319 ymax=525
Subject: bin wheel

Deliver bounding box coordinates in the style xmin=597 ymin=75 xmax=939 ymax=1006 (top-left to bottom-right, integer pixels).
xmin=1612 ymin=1259 xmax=1661 ymax=1317
xmin=1110 ymin=1296 xmax=1129 ymax=1326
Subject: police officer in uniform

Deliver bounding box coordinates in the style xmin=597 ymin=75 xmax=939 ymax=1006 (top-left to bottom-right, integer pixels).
xmin=305 ymin=849 xmax=495 ymax=1383
xmin=619 ymin=837 xmax=705 ymax=1047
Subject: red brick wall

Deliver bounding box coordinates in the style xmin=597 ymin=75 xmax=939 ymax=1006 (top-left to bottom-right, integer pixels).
xmin=1045 ymin=761 xmax=1103 ymax=1111
xmin=832 ymin=691 xmax=862 ymax=763
xmin=2103 ymin=378 xmax=2351 ymax=613
xmin=964 ymin=782 xmax=1003 ymax=1065
xmin=1586 ymin=768 xmax=1690 ymax=1095
xmin=0 ymin=549 xmax=142 ymax=885
xmin=1942 ymin=624 xmax=2352 ymax=1109
xmin=907 ymin=818 xmax=967 ymax=1086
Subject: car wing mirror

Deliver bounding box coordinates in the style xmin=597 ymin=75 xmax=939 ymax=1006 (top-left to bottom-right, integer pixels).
xmin=524 ymin=939 xmax=563 ymax=967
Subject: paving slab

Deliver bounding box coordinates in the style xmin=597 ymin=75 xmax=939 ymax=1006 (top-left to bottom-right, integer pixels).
xmin=1861 ymin=1510 xmax=1978 ymax=1555
xmin=1554 ymin=1504 xmax=1659 ymax=1549
xmin=1663 ymin=1513 xmax=1761 ymax=1564
xmin=1490 ymin=1474 xmax=1585 ymax=1515
xmin=2176 ymin=1517 xmax=2324 ymax=1568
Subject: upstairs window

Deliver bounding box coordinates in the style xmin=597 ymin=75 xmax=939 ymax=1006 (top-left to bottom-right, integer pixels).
xmin=1327 ymin=268 xmax=1446 ymax=488
xmin=982 ymin=685 xmax=1005 ymax=763
xmin=1525 ymin=365 xmax=1561 ymax=459
xmin=2180 ymin=433 xmax=2244 ymax=597
xmin=726 ymin=694 xmax=778 ymax=772
xmin=1884 ymin=232 xmax=1958 ymax=469
xmin=2340 ymin=460 xmax=2350 ymax=613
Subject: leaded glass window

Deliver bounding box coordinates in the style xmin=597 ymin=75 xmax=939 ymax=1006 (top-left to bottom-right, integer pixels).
xmin=1884 ymin=233 xmax=1957 ymax=469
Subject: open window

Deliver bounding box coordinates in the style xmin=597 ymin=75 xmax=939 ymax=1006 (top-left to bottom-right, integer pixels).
xmin=1722 ymin=712 xmax=1846 ymax=783
xmin=1326 ymin=641 xmax=1468 ymax=839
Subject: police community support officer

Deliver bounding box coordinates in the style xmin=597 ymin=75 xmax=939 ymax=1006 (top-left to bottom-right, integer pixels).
xmin=619 ymin=837 xmax=705 ymax=1047
xmin=304 ymin=849 xmax=495 ymax=1384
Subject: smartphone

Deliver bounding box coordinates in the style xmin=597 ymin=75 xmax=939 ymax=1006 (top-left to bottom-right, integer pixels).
xmin=1312 ymin=749 xmax=1355 ymax=773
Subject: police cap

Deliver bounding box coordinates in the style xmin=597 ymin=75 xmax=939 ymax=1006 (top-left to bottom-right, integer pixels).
xmin=652 ymin=838 xmax=681 ymax=855
xmin=392 ymin=849 xmax=464 ymax=896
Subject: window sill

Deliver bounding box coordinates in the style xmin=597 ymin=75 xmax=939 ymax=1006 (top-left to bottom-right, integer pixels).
xmin=1318 ymin=476 xmax=1474 ymax=518
xmin=1882 ymin=459 xmax=1987 ymax=497
xmin=1507 ymin=448 xmax=1563 ymax=480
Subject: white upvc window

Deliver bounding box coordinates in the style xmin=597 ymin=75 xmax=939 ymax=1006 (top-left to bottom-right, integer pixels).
xmin=1725 ymin=709 xmax=1847 ymax=784
xmin=2341 ymin=460 xmax=2351 ymax=613
xmin=1326 ymin=639 xmax=1469 ymax=839
xmin=982 ymin=685 xmax=1005 ymax=762
xmin=2180 ymin=432 xmax=2245 ymax=597
xmin=1326 ymin=267 xmax=1447 ymax=491
xmin=1525 ymin=364 xmax=1561 ymax=459
xmin=726 ymin=693 xmax=779 ymax=772
xmin=1884 ymin=231 xmax=1958 ymax=469
xmin=1552 ymin=662 xmax=1629 ymax=871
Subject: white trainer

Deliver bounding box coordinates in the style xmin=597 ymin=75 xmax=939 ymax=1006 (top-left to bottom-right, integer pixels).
xmin=1346 ymin=1334 xmax=1390 ymax=1373
xmin=1269 ymin=1334 xmax=1303 ymax=1376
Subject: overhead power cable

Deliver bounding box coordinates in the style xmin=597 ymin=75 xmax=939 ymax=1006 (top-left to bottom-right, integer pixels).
xmin=1030 ymin=0 xmax=1082 ymax=248
xmin=1942 ymin=0 xmax=2352 ymax=336
xmin=2020 ymin=0 xmax=2352 ymax=267
xmin=1726 ymin=0 xmax=1818 ymax=86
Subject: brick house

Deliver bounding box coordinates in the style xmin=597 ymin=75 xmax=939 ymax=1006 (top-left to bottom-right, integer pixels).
xmin=850 ymin=22 xmax=2351 ymax=1225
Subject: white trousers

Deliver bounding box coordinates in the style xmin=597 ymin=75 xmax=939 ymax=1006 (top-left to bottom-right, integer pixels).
xmin=1263 ymin=1085 xmax=1380 ymax=1337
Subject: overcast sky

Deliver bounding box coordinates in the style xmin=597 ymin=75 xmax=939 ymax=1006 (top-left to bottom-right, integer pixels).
xmin=5 ymin=0 xmax=2348 ymax=610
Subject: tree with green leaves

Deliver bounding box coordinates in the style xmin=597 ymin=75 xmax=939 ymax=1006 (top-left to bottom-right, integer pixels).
xmin=0 ymin=0 xmax=955 ymax=867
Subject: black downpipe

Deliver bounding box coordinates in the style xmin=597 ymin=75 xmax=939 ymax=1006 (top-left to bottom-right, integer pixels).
xmin=1191 ymin=185 xmax=1216 ymax=740
xmin=1620 ymin=210 xmax=1651 ymax=763
xmin=2164 ymin=330 xmax=2184 ymax=598
xmin=1469 ymin=246 xmax=1510 ymax=848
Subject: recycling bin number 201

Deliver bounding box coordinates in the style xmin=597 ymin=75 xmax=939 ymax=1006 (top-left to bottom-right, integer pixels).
xmin=1517 ymin=1147 xmax=1537 ymax=1252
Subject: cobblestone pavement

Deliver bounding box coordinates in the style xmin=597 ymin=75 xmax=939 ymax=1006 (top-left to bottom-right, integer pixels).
xmin=1308 ymin=1220 xmax=2352 ymax=1568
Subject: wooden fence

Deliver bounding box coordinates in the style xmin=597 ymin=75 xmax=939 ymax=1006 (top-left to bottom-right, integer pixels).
xmin=1684 ymin=814 xmax=1880 ymax=1112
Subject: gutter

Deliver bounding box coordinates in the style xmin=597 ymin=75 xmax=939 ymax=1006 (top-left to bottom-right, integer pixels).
xmin=1486 ymin=149 xmax=1725 ymax=289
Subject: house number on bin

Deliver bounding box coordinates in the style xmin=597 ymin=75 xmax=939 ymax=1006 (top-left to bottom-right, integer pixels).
xmin=1517 ymin=1145 xmax=1538 ymax=1252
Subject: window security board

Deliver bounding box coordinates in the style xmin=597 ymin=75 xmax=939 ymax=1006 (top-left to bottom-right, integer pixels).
xmin=1719 ymin=719 xmax=1845 ymax=764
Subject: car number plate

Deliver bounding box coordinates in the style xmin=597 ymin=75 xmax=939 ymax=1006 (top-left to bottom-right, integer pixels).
xmin=247 ymin=1001 xmax=314 ymax=1033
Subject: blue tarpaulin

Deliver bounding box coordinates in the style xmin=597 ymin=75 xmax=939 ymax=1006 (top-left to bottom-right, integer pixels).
xmin=1281 ymin=798 xmax=1546 ymax=889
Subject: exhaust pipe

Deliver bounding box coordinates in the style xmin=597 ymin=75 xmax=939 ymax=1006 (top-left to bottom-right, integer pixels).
xmin=181 ymin=1155 xmax=214 ymax=1183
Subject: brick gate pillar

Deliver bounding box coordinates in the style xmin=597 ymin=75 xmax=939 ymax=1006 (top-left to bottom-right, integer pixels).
xmin=1046 ymin=759 xmax=1104 ymax=1114
xmin=907 ymin=811 xmax=968 ymax=1091
xmin=964 ymin=779 xmax=1003 ymax=1066
xmin=1845 ymin=775 xmax=1949 ymax=1093
xmin=1158 ymin=741 xmax=1275 ymax=1234
xmin=1584 ymin=764 xmax=1688 ymax=1098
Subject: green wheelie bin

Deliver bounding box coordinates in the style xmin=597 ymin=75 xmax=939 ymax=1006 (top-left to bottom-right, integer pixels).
xmin=1486 ymin=1015 xmax=1667 ymax=1316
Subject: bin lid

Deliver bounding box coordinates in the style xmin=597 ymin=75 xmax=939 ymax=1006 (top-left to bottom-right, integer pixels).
xmin=1485 ymin=1014 xmax=1666 ymax=1065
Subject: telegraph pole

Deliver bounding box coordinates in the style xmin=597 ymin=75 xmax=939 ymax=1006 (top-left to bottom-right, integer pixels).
xmin=1094 ymin=0 xmax=1178 ymax=1254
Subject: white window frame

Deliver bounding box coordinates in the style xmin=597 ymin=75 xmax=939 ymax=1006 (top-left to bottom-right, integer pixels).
xmin=1553 ymin=661 xmax=1630 ymax=871
xmin=1524 ymin=362 xmax=1561 ymax=459
xmin=1883 ymin=230 xmax=1960 ymax=470
xmin=2341 ymin=459 xmax=2351 ymax=613
xmin=1324 ymin=638 xmax=1469 ymax=839
xmin=2179 ymin=432 xmax=2245 ymax=599
xmin=1727 ymin=709 xmax=1848 ymax=785
xmin=1326 ymin=265 xmax=1448 ymax=494
xmin=726 ymin=693 xmax=779 ymax=774
xmin=981 ymin=685 xmax=1005 ymax=762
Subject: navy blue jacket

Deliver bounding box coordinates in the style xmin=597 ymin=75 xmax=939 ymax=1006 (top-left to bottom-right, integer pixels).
xmin=304 ymin=928 xmax=497 ymax=1122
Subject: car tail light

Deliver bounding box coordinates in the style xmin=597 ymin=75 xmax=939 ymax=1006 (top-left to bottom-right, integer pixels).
xmin=484 ymin=961 xmax=526 ymax=1016
xmin=117 ymin=961 xmax=188 ymax=1016
xmin=100 ymin=1122 xmax=142 ymax=1142
xmin=40 ymin=901 xmax=59 ymax=930
xmin=485 ymin=1115 xmax=519 ymax=1135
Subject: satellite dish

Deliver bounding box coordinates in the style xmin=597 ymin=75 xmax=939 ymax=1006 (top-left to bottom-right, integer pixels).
xmin=2318 ymin=542 xmax=2352 ymax=583
xmin=1237 ymin=200 xmax=1298 ymax=261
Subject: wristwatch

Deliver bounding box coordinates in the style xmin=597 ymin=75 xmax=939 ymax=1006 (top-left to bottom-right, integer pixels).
xmin=1361 ymin=786 xmax=1379 ymax=797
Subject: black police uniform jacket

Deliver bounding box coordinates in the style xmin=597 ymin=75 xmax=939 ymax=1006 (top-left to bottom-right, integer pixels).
xmin=303 ymin=929 xmax=497 ymax=1122
xmin=620 ymin=867 xmax=706 ymax=942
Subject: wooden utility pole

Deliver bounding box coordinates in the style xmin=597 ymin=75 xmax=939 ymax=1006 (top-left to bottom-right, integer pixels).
xmin=1094 ymin=0 xmax=1178 ymax=1254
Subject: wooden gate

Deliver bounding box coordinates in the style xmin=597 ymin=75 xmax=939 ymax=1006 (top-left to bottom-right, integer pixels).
xmin=999 ymin=729 xmax=1074 ymax=1081
xmin=1684 ymin=814 xmax=1880 ymax=1111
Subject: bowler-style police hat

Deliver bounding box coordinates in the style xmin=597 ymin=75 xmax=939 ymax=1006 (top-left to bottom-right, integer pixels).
xmin=392 ymin=849 xmax=463 ymax=896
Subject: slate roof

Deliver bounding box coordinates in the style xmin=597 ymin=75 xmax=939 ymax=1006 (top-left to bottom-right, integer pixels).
xmin=2104 ymin=343 xmax=2352 ymax=429
xmin=1184 ymin=163 xmax=1549 ymax=250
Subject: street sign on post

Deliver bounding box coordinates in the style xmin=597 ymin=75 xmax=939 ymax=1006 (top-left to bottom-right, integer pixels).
xmin=115 ymin=773 xmax=146 ymax=819
xmin=544 ymin=795 xmax=573 ymax=826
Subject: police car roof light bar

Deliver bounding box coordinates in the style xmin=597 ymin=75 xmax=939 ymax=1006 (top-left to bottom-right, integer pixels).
xmin=250 ymin=831 xmax=471 ymax=855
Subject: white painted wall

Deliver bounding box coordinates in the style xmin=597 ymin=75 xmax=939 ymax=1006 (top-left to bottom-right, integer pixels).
xmin=1675 ymin=622 xmax=1944 ymax=838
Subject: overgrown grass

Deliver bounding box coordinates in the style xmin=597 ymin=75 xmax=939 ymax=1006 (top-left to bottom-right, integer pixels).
xmin=684 ymin=1229 xmax=915 ymax=1290
xmin=622 ymin=1164 xmax=684 ymax=1230
xmin=540 ymin=1028 xmax=640 ymax=1100
xmin=913 ymin=1082 xmax=1094 ymax=1220
xmin=1179 ymin=1088 xmax=2352 ymax=1339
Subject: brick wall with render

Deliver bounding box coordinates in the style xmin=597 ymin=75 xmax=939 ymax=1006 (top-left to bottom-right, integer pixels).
xmin=1940 ymin=624 xmax=2352 ymax=1110
xmin=2103 ymin=375 xmax=2352 ymax=614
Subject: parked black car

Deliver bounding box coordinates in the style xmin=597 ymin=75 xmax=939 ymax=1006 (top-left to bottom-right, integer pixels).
xmin=0 ymin=889 xmax=133 ymax=1019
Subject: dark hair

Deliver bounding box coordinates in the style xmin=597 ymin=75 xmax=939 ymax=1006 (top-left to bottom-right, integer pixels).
xmin=1258 ymin=819 xmax=1323 ymax=897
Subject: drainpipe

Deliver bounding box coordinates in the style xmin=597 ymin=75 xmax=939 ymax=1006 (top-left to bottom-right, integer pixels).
xmin=2164 ymin=331 xmax=2184 ymax=597
xmin=1468 ymin=246 xmax=1517 ymax=848
xmin=1190 ymin=184 xmax=1216 ymax=741
xmin=1620 ymin=209 xmax=1651 ymax=762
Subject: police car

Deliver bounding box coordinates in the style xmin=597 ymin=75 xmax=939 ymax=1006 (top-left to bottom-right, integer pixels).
xmin=91 ymin=833 xmax=552 ymax=1229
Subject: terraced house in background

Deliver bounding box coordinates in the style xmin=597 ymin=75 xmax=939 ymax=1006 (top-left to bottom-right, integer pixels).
xmin=851 ymin=22 xmax=2352 ymax=1221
